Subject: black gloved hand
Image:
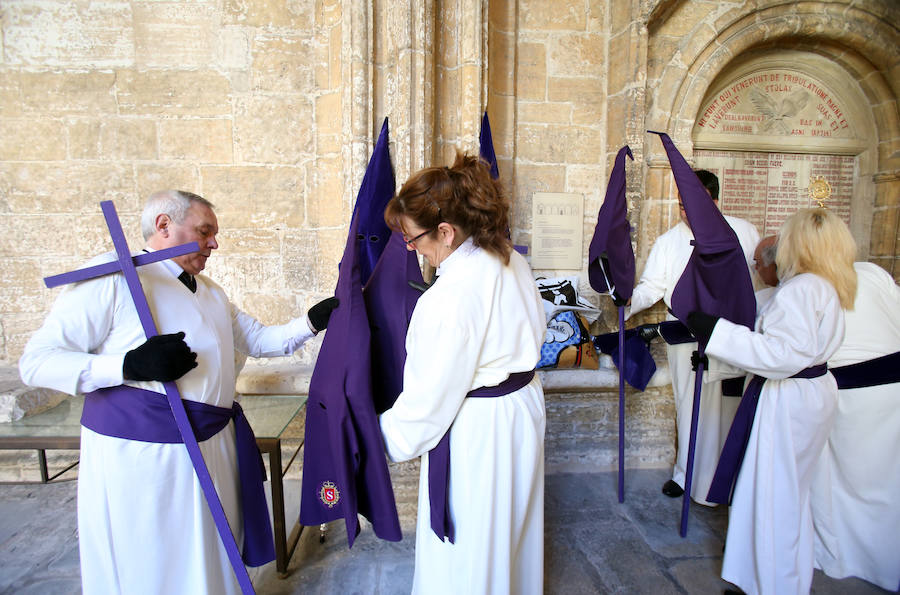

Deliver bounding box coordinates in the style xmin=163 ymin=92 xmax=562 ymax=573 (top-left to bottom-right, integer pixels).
xmin=610 ymin=291 xmax=628 ymax=307
xmin=686 ymin=310 xmax=719 ymax=345
xmin=636 ymin=323 xmax=661 ymax=345
xmin=308 ymin=297 xmax=339 ymax=333
xmin=691 ymin=350 xmax=709 ymax=371
xmin=123 ymin=332 xmax=198 ymax=382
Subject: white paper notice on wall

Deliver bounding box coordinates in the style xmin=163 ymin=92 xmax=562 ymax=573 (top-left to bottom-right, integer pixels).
xmin=531 ymin=192 xmax=583 ymax=270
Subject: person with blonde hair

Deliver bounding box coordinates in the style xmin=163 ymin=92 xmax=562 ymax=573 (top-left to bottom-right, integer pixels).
xmin=685 ymin=207 xmax=857 ymax=595
xmin=379 ymin=153 xmax=546 ymax=594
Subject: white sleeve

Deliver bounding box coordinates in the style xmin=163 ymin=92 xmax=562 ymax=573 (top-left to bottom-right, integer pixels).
xmin=628 ymin=239 xmax=669 ymax=318
xmin=19 ymin=278 xmax=126 ymax=396
xmin=706 ymin=281 xmax=831 ymax=379
xmin=230 ymin=305 xmax=315 ymax=357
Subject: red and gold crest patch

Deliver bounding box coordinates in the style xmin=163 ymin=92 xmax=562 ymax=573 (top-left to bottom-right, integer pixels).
xmin=319 ymin=480 xmax=340 ymax=508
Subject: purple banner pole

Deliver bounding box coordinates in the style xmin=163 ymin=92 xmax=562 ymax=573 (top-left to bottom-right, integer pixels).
xmin=617 ymin=305 xmax=626 ymax=503
xmin=46 ymin=201 xmax=255 ymax=594
xmin=679 ymin=345 xmax=705 ymax=537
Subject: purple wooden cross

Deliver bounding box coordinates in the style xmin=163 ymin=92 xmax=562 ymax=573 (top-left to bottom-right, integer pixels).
xmin=45 ymin=201 xmax=257 ymax=595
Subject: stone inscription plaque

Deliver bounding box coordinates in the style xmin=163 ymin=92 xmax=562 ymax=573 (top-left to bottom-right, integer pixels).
xmin=696 ymin=70 xmax=852 ymax=139
xmin=695 ymin=149 xmax=853 ymax=236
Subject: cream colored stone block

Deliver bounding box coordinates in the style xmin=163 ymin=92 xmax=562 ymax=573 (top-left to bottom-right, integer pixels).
xmin=2 ymin=72 xmax=117 ymax=117
xmin=206 ymin=254 xmax=284 ymax=294
xmin=516 ymin=43 xmax=547 ymax=101
xmin=489 ymin=0 xmax=514 ymax=32
xmin=567 ymin=165 xmax=608 ymax=199
xmin=518 ymin=102 xmax=572 ymax=124
xmin=133 ymin=2 xmax=216 ymax=68
xmin=314 ymin=228 xmax=345 ymax=292
xmin=217 ymin=27 xmax=252 ymax=71
xmin=234 ymin=96 xmax=313 ymax=165
xmin=136 ymin=164 xmax=201 ymax=202
xmin=868 ymin=206 xmax=899 ymax=257
xmin=2 ymin=1 xmax=133 ymax=67
xmin=514 ymin=163 xmax=567 ymax=202
xmin=282 ymin=229 xmax=319 ymax=290
xmin=549 ymin=33 xmax=606 ymax=77
xmin=653 ymin=1 xmax=716 ymax=37
xmin=200 ymin=165 xmax=306 ymax=229
xmin=222 ymin=0 xmax=313 ymax=28
xmin=437 ymin=7 xmax=460 ymax=67
xmin=0 ymin=119 xmax=66 ymax=161
xmin=116 ymin=70 xmax=232 ymax=117
xmin=159 ymin=119 xmax=233 ymax=163
xmin=308 ymin=156 xmax=347 ymax=228
xmin=520 ymin=0 xmax=586 ymax=31
xmin=66 ymin=120 xmax=102 ymax=159
xmin=316 ymin=0 xmax=342 ymax=27
xmin=215 ymin=228 xmax=281 ymax=256
xmin=607 ymin=29 xmax=641 ymax=96
xmin=238 ymin=292 xmax=298 ymax=326
xmin=252 ymin=36 xmax=316 ymax=93
xmin=0 ymin=162 xmax=137 ymax=214
xmin=489 ymin=31 xmax=516 ymax=96
xmin=316 ymin=93 xmax=341 ymax=134
xmin=99 ymin=119 xmax=158 ymax=161
xmin=0 ymin=258 xmax=49 ymax=313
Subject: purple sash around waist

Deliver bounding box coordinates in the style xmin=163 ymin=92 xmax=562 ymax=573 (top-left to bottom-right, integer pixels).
xmin=706 ymin=363 xmax=828 ymax=505
xmin=830 ymin=351 xmax=900 ymax=390
xmin=428 ymin=370 xmax=536 ymax=543
xmin=81 ymin=385 xmax=275 ymax=567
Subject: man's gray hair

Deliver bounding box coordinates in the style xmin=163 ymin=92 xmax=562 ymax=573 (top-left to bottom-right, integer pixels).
xmin=760 ymin=240 xmax=777 ymax=266
xmin=141 ymin=190 xmax=215 ymax=240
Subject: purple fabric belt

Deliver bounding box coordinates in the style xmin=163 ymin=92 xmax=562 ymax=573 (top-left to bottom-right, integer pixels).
xmin=81 ymin=385 xmax=275 ymax=567
xmin=707 ymin=363 xmax=828 ymax=505
xmin=830 ymin=351 xmax=900 ymax=390
xmin=427 ymin=370 xmax=535 ymax=543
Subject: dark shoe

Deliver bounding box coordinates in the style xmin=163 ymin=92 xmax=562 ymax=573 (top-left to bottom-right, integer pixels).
xmin=662 ymin=480 xmax=684 ymax=497
xmin=724 ymin=590 xmax=743 ymax=595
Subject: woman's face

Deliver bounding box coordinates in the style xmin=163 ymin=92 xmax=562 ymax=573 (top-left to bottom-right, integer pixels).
xmin=400 ymin=215 xmax=451 ymax=268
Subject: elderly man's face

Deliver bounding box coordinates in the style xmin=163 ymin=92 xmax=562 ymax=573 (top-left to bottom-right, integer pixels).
xmin=753 ymin=237 xmax=778 ymax=287
xmin=158 ymin=203 xmax=219 ymax=275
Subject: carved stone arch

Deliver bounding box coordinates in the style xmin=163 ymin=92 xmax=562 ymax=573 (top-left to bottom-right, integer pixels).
xmin=645 ymin=1 xmax=900 ymax=273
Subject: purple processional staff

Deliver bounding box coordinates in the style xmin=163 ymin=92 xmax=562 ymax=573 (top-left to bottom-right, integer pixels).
xmin=587 ymin=145 xmax=636 ymax=503
xmin=648 ymin=131 xmax=757 ymax=536
xmin=300 ymin=118 xmax=411 ymax=546
xmin=21 ymin=195 xmax=339 ymax=595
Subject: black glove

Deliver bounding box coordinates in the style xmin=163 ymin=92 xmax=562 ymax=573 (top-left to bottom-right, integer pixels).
xmin=636 ymin=323 xmax=661 ymax=345
xmin=610 ymin=291 xmax=628 ymax=307
xmin=123 ymin=332 xmax=198 ymax=382
xmin=686 ymin=310 xmax=719 ymax=345
xmin=308 ymin=297 xmax=339 ymax=333
xmin=691 ymin=350 xmax=709 ymax=371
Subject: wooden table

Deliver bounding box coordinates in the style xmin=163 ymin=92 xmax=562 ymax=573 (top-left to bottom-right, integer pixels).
xmin=0 ymin=394 xmax=307 ymax=576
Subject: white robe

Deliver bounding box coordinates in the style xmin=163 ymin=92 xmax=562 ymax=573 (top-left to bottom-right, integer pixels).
xmin=628 ymin=217 xmax=759 ymax=504
xmin=380 ymin=239 xmax=546 ymax=595
xmin=811 ymin=262 xmax=900 ymax=590
xmin=19 ymin=253 xmax=313 ymax=595
xmin=706 ymin=273 xmax=845 ymax=595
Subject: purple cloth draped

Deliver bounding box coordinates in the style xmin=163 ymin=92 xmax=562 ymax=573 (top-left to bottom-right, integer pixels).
xmin=363 ymin=230 xmax=423 ymax=414
xmin=649 ymin=132 xmax=755 ymax=332
xmin=592 ymin=331 xmax=656 ymax=391
xmin=830 ymin=351 xmax=900 ymax=389
xmin=588 ymin=145 xmax=635 ymax=302
xmin=81 ymin=385 xmax=274 ymax=567
xmin=479 ymin=111 xmax=500 ymax=180
xmin=300 ymin=207 xmax=401 ymax=548
xmin=353 ymin=118 xmax=397 ymax=286
xmin=427 ymin=370 xmax=536 ymax=543
xmin=706 ymin=363 xmax=829 ymax=505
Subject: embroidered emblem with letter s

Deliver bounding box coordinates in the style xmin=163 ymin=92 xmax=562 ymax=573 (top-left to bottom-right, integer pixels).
xmin=319 ymin=481 xmax=340 ymax=508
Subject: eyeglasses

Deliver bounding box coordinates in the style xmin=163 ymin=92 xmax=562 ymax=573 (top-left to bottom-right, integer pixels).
xmin=403 ymin=228 xmax=434 ymax=247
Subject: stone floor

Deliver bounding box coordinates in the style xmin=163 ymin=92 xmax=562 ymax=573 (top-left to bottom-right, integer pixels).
xmin=0 ymin=468 xmax=891 ymax=594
